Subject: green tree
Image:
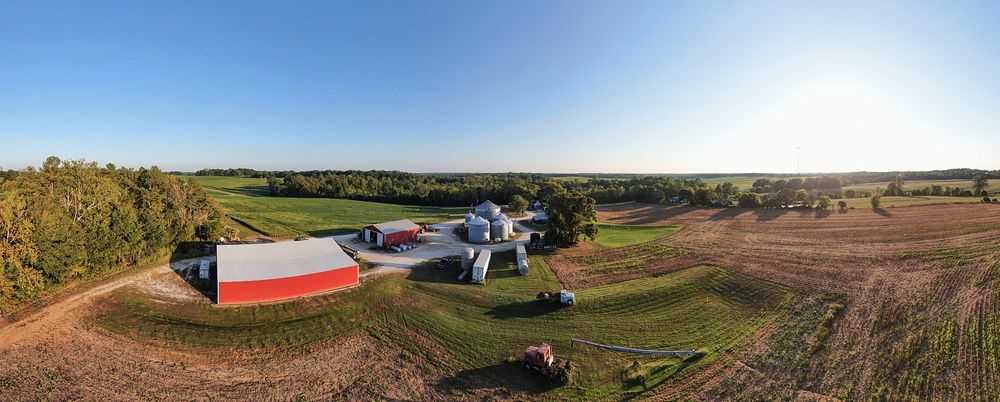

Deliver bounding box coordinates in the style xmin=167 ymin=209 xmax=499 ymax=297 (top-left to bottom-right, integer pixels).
xmin=837 ymin=200 xmax=848 ymax=210
xmin=737 ymin=192 xmax=761 ymax=208
xmin=817 ymin=196 xmax=832 ymax=211
xmin=870 ymin=193 xmax=882 ymax=209
xmin=544 ymin=191 xmax=599 ymax=247
xmin=0 ymin=198 xmax=44 ymax=305
xmin=537 ymin=181 xmax=566 ymax=204
xmin=776 ymin=189 xmax=796 ymax=207
xmin=508 ymin=194 xmax=529 ymax=216
xmin=972 ymin=174 xmax=989 ymax=196
xmin=885 ymin=175 xmax=905 ymax=196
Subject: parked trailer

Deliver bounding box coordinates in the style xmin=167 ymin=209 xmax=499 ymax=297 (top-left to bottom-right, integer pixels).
xmin=471 ymin=249 xmax=491 ymax=284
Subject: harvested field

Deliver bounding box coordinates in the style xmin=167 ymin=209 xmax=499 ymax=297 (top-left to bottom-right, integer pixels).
xmin=546 ymin=202 xmax=1000 ymax=399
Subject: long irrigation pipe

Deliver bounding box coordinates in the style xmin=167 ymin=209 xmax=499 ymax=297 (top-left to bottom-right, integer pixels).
xmin=571 ymin=339 xmax=701 ymax=356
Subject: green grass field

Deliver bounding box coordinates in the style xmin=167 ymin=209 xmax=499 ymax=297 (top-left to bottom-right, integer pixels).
xmin=699 ymin=175 xmax=801 ymax=189
xmin=842 ymin=178 xmax=999 ymax=194
xmin=188 ymin=176 xmax=466 ymax=237
xmin=93 ymin=252 xmax=796 ymax=399
xmin=839 ymin=195 xmax=983 ymax=209
xmin=593 ymin=223 xmax=682 ymax=248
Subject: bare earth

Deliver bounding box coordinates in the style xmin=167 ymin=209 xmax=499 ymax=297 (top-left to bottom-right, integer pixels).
xmin=0 ymin=205 xmax=997 ymax=400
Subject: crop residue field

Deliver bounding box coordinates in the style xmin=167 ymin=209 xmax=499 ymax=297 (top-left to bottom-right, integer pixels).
xmin=547 ymin=202 xmax=1000 ymax=399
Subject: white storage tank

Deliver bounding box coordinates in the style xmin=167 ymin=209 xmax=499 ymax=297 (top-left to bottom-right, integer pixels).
xmin=475 ymin=201 xmax=501 ymax=221
xmin=461 ymin=247 xmax=475 ymax=270
xmin=517 ymin=258 xmax=529 ymax=276
xmin=491 ymin=218 xmax=508 ymax=240
xmin=468 ymin=216 xmax=490 ymax=243
xmin=505 ymin=219 xmax=514 ymax=237
xmin=516 ymin=243 xmax=527 ymax=261
xmin=471 ymin=249 xmax=492 ymax=284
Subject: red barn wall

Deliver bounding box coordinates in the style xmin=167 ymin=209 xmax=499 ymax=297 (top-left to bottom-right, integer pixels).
xmin=218 ymin=265 xmax=359 ymax=304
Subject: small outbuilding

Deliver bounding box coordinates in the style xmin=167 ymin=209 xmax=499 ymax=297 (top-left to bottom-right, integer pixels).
xmin=362 ymin=219 xmax=421 ymax=247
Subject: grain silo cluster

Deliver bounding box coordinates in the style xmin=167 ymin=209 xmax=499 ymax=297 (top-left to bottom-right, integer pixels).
xmin=467 ymin=200 xmax=514 ymax=243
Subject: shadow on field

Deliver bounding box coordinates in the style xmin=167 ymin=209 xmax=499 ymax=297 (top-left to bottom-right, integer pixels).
xmin=813 ymin=209 xmax=831 ymax=218
xmin=620 ymin=354 xmax=706 ymax=399
xmin=169 ymin=241 xmax=217 ymax=302
xmin=485 ymin=300 xmax=566 ymax=319
xmin=749 ymin=208 xmax=791 ymax=222
xmin=616 ymin=204 xmax=696 ymax=224
xmin=435 ymin=363 xmax=562 ymax=395
xmin=405 ymin=266 xmax=462 ymax=284
xmin=708 ymin=208 xmax=746 ymax=221
xmin=873 ymin=208 xmax=893 ymax=217
xmin=306 ymin=228 xmax=360 ymax=237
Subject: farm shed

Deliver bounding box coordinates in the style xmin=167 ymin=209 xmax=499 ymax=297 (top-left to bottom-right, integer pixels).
xmin=362 ymin=219 xmax=420 ymax=247
xmin=216 ymin=238 xmax=359 ymax=304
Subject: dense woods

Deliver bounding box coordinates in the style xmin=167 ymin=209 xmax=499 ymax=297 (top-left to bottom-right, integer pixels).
xmin=0 ymin=157 xmax=224 ymax=311
xmin=258 ymin=170 xmax=722 ymax=207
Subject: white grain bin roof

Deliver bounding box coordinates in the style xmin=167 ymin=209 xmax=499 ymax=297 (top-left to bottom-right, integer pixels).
xmin=494 ymin=213 xmax=509 ymax=222
xmin=217 ymin=238 xmax=356 ymax=282
xmin=468 ymin=216 xmax=490 ymax=226
xmin=370 ymin=219 xmax=419 ymax=234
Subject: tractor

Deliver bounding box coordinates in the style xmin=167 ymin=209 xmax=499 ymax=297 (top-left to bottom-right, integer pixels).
xmin=536 ymin=289 xmax=575 ymax=305
xmin=523 ymin=343 xmax=573 ymax=384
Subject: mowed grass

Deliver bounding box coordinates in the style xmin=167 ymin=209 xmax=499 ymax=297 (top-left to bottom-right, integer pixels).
xmin=187 ymin=176 xmax=466 ymax=237
xmin=593 ymin=223 xmax=682 ymax=248
xmin=839 ymin=195 xmax=983 ymax=209
xmin=92 ymin=252 xmax=793 ymax=399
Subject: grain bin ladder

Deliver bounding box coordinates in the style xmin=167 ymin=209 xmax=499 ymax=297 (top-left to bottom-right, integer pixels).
xmin=571 ymin=339 xmax=701 ymax=356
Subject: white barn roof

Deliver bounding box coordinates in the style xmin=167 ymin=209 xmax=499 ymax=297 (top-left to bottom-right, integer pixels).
xmin=370 ymin=219 xmax=419 ymax=234
xmin=217 ymin=238 xmax=356 ymax=282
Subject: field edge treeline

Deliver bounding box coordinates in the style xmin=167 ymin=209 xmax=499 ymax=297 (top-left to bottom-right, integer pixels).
xmin=0 ymin=157 xmax=224 ymax=312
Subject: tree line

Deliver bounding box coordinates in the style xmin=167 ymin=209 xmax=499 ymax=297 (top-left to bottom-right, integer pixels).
xmin=258 ymin=171 xmax=731 ymax=207
xmin=0 ymin=157 xmax=224 ymax=311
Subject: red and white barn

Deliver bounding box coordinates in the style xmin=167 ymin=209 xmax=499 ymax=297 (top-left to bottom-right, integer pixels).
xmin=216 ymin=238 xmax=358 ymax=304
xmin=361 ymin=219 xmax=420 ymax=247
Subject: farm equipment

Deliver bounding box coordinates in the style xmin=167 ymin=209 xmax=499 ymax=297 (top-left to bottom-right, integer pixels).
xmin=436 ymin=257 xmax=453 ymax=270
xmin=523 ymin=343 xmax=574 ymax=385
xmin=537 ymin=289 xmax=575 ymax=305
xmin=338 ymin=243 xmax=360 ymax=260
xmin=421 ymin=224 xmax=440 ymax=233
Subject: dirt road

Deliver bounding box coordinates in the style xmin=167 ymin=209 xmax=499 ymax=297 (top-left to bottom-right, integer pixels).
xmin=0 ymin=258 xmax=205 ymax=350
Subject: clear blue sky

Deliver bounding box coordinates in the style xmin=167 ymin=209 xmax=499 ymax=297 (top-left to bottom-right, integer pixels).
xmin=1 ymin=0 xmax=998 ymax=173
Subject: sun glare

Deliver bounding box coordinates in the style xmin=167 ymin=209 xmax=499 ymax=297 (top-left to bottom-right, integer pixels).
xmin=750 ymin=81 xmax=928 ymax=172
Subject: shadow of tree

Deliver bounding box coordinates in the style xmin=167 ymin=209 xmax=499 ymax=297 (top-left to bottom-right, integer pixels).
xmin=873 ymin=208 xmax=892 ymax=217
xmin=485 ymin=300 xmax=567 ymax=319
xmin=169 ymin=241 xmax=216 ymax=301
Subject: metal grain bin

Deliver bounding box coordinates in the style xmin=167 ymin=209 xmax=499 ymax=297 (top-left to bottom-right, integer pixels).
xmin=468 ymin=216 xmax=491 ymax=243
xmin=475 ymin=201 xmax=501 ymax=221
xmin=461 ymin=247 xmax=475 ymax=270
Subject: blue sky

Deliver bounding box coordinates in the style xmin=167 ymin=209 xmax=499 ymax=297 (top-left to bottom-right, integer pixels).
xmin=1 ymin=0 xmax=998 ymax=173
